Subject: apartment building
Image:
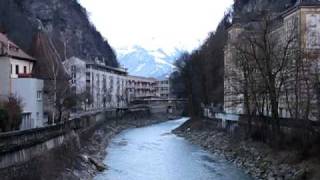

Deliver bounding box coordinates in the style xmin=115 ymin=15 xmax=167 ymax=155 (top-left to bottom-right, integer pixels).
xmin=224 ymin=1 xmax=320 ymax=120
xmin=224 ymin=20 xmax=247 ymax=115
xmin=63 ymin=57 xmax=128 ymax=110
xmin=126 ymin=76 xmax=157 ymax=102
xmin=155 ymin=79 xmax=171 ymax=99
xmin=0 ymin=32 xmax=44 ymax=130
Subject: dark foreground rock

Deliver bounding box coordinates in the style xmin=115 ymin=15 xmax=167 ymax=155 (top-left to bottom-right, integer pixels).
xmin=173 ymin=119 xmax=320 ymax=180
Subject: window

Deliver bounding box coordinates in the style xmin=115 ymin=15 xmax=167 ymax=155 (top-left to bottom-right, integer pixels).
xmin=15 ymin=65 xmax=19 ymax=75
xmin=102 ymin=75 xmax=107 ymax=91
xmin=96 ymin=74 xmax=100 ymax=88
xmin=71 ymin=65 xmax=76 ymax=72
xmin=37 ymin=91 xmax=42 ymax=100
xmin=86 ymin=72 xmax=91 ymax=82
xmin=71 ymin=72 xmax=76 ymax=84
xmin=71 ymin=65 xmax=76 ymax=84
xmin=23 ymin=66 xmax=27 ymax=74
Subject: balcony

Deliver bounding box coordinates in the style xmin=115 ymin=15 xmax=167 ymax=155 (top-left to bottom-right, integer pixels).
xmin=17 ymin=73 xmax=33 ymax=78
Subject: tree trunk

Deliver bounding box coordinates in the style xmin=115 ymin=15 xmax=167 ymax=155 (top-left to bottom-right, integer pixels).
xmin=269 ymin=77 xmax=280 ymax=138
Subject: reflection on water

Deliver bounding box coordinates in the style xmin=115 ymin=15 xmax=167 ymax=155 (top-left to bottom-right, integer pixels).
xmin=95 ymin=118 xmax=252 ymax=180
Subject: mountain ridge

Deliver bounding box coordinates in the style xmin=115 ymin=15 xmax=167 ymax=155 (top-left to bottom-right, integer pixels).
xmin=117 ymin=45 xmax=182 ymax=78
xmin=0 ymin=0 xmax=118 ymax=67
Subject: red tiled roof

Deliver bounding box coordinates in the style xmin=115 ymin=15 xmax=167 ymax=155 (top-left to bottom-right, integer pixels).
xmin=0 ymin=32 xmax=36 ymax=61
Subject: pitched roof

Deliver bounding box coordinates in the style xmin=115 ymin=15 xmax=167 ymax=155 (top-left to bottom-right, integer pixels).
xmin=86 ymin=61 xmax=128 ymax=75
xmin=0 ymin=32 xmax=36 ymax=61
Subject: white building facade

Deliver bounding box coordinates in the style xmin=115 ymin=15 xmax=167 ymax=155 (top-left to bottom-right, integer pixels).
xmin=64 ymin=58 xmax=173 ymax=108
xmin=0 ymin=32 xmax=44 ymax=130
xmin=155 ymin=79 xmax=171 ymax=99
xmin=12 ymin=79 xmax=44 ymax=129
xmin=63 ymin=57 xmax=128 ymax=110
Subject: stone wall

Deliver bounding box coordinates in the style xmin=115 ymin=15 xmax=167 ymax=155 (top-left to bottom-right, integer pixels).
xmin=0 ymin=108 xmax=157 ymax=180
xmin=0 ymin=111 xmax=108 ymax=170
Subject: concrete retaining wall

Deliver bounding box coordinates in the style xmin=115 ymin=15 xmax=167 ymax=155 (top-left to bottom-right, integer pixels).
xmin=0 ymin=105 xmax=170 ymax=178
xmin=0 ymin=111 xmax=108 ymax=170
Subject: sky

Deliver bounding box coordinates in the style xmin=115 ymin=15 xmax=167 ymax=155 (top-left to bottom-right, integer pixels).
xmin=79 ymin=0 xmax=234 ymax=53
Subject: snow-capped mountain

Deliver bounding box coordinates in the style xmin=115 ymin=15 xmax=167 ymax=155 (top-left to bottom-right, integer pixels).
xmin=117 ymin=46 xmax=182 ymax=78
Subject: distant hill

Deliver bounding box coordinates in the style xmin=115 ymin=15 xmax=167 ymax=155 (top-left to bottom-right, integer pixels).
xmin=118 ymin=46 xmax=183 ymax=78
xmin=0 ymin=0 xmax=118 ymax=67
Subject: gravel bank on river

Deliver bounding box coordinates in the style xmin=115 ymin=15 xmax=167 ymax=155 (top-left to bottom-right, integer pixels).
xmin=173 ymin=119 xmax=320 ymax=180
xmin=58 ymin=113 xmax=178 ymax=180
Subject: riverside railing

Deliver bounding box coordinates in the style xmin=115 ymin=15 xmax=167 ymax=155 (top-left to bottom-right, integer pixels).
xmin=0 ymin=115 xmax=95 ymax=155
xmin=203 ymin=107 xmax=320 ymax=131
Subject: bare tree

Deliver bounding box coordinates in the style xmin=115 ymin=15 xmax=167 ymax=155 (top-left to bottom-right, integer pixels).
xmin=32 ymin=31 xmax=71 ymax=124
xmin=230 ymin=12 xmax=298 ymax=134
xmin=0 ymin=95 xmax=23 ymax=132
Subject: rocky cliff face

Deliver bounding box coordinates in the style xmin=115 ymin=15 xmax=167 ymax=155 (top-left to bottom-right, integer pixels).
xmin=234 ymin=0 xmax=296 ymax=14
xmin=0 ymin=0 xmax=118 ymax=67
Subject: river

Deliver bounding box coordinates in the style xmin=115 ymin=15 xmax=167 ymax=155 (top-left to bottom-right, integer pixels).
xmin=95 ymin=118 xmax=252 ymax=180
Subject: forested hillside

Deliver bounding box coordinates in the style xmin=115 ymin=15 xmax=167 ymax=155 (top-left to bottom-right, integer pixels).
xmin=0 ymin=0 xmax=118 ymax=67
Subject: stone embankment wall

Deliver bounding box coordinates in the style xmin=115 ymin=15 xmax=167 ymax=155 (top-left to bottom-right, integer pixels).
xmin=0 ymin=103 xmax=182 ymax=180
xmin=0 ymin=110 xmax=115 ymax=171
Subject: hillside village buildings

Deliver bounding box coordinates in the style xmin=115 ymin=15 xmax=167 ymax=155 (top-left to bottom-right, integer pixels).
xmin=63 ymin=57 xmax=172 ymax=111
xmin=224 ymin=1 xmax=320 ymax=120
xmin=0 ymin=33 xmax=44 ymax=130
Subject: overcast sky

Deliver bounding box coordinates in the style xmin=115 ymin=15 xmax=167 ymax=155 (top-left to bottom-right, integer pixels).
xmin=79 ymin=0 xmax=233 ymax=52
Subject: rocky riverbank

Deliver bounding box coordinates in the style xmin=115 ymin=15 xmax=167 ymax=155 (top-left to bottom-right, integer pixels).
xmin=58 ymin=113 xmax=178 ymax=180
xmin=173 ymin=119 xmax=320 ymax=180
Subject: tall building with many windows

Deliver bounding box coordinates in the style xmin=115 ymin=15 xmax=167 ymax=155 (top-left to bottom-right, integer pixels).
xmin=63 ymin=57 xmax=128 ymax=110
xmin=126 ymin=76 xmax=157 ymax=102
xmin=224 ymin=1 xmax=320 ymax=120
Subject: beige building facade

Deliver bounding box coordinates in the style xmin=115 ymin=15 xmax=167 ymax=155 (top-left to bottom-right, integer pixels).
xmin=224 ymin=2 xmax=320 ymax=120
xmin=126 ymin=76 xmax=157 ymax=102
xmin=155 ymin=79 xmax=171 ymax=99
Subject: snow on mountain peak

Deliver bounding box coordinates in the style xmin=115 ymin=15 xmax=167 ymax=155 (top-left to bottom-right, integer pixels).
xmin=116 ymin=45 xmax=183 ymax=78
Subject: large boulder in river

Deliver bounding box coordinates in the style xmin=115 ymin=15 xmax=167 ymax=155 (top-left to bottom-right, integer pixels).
xmin=88 ymin=157 xmax=107 ymax=172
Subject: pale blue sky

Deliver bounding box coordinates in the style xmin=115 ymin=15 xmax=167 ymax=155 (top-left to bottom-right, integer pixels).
xmin=79 ymin=0 xmax=233 ymax=52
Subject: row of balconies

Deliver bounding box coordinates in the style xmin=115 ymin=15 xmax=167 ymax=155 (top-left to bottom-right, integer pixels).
xmin=82 ymin=72 xmax=169 ymax=100
xmin=127 ymin=83 xmax=155 ymax=88
xmin=127 ymin=81 xmax=156 ymax=85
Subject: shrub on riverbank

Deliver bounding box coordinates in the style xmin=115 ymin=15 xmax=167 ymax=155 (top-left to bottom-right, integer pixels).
xmin=0 ymin=96 xmax=23 ymax=132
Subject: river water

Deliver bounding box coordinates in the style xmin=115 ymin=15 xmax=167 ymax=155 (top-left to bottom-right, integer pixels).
xmin=95 ymin=118 xmax=252 ymax=180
